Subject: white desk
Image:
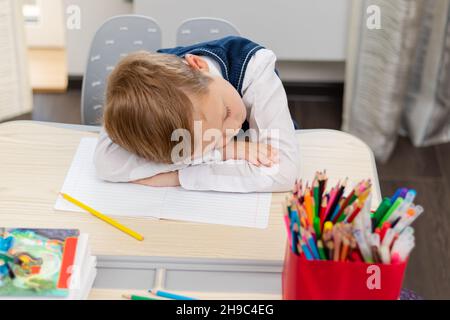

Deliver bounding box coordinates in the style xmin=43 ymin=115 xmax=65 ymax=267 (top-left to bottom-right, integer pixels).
xmin=0 ymin=121 xmax=380 ymax=299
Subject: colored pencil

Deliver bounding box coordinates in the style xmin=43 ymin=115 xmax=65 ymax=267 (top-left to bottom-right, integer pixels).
xmin=328 ymin=179 xmax=347 ymax=219
xmin=305 ymin=231 xmax=320 ymax=260
xmin=122 ymin=294 xmax=159 ymax=300
xmin=319 ymin=196 xmax=328 ymax=230
xmin=330 ymin=197 xmax=346 ymax=223
xmin=300 ymin=239 xmax=313 ymax=260
xmin=149 ymin=290 xmax=197 ymax=300
xmin=318 ymin=172 xmax=325 ymax=210
xmin=317 ymin=240 xmax=327 ymax=260
xmin=284 ymin=174 xmax=422 ymax=265
xmin=346 ymin=202 xmax=362 ymax=223
xmin=326 ymin=240 xmax=334 ymax=261
xmin=304 ymin=189 xmax=314 ymax=226
xmin=324 ymin=187 xmax=338 ymax=221
xmin=335 ymin=187 xmax=355 ymax=220
xmin=313 ymin=178 xmax=320 ymax=217
xmin=60 ymin=192 xmax=144 ymax=241
xmin=333 ymin=228 xmax=342 ymax=262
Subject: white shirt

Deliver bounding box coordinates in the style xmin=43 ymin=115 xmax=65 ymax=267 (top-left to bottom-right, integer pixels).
xmin=94 ymin=49 xmax=300 ymax=192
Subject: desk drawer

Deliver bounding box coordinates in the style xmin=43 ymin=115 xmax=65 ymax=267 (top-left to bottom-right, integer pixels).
xmin=94 ymin=256 xmax=282 ymax=295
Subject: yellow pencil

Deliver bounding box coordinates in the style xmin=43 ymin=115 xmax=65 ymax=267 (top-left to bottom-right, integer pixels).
xmin=60 ymin=192 xmax=144 ymax=241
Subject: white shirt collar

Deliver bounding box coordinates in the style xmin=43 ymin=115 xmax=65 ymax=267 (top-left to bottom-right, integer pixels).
xmin=202 ymin=56 xmax=224 ymax=79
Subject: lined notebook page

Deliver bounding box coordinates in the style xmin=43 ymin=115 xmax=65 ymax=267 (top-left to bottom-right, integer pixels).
xmin=54 ymin=138 xmax=272 ymax=229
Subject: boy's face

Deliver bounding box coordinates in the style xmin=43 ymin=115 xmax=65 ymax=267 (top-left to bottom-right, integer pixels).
xmin=185 ymin=55 xmax=247 ymax=156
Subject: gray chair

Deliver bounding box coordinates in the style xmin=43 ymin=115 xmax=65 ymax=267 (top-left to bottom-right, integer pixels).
xmin=81 ymin=15 xmax=162 ymax=125
xmin=176 ymin=18 xmax=240 ymax=47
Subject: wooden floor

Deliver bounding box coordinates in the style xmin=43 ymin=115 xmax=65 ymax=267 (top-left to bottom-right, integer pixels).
xmin=4 ymin=87 xmax=450 ymax=299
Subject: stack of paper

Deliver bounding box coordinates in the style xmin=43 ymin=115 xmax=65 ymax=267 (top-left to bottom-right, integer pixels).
xmin=0 ymin=228 xmax=96 ymax=300
xmin=54 ymin=138 xmax=272 ymax=229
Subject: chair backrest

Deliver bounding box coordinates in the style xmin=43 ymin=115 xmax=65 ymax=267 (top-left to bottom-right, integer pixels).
xmin=176 ymin=18 xmax=240 ymax=47
xmin=81 ymin=15 xmax=162 ymax=125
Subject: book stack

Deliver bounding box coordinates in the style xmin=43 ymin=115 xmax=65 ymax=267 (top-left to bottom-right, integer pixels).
xmin=0 ymin=228 xmax=96 ymax=300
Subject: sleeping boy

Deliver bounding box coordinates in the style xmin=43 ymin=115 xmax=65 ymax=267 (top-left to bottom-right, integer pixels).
xmin=94 ymin=36 xmax=300 ymax=192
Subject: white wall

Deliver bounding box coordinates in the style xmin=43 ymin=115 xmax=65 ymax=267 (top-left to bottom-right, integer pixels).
xmin=134 ymin=0 xmax=349 ymax=81
xmin=24 ymin=0 xmax=66 ymax=48
xmin=135 ymin=0 xmax=350 ymax=61
xmin=64 ymin=0 xmax=349 ymax=81
xmin=64 ymin=0 xmax=132 ymax=76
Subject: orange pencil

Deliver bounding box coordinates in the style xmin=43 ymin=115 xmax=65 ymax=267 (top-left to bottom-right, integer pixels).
xmin=298 ymin=206 xmax=309 ymax=228
xmin=303 ymin=188 xmax=314 ymax=226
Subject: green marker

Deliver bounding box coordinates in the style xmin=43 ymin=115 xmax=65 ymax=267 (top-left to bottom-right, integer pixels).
xmin=373 ymin=197 xmax=392 ymax=226
xmin=378 ymin=197 xmax=403 ymax=227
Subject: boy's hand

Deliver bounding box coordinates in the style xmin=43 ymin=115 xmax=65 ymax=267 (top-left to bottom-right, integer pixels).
xmin=222 ymin=141 xmax=279 ymax=167
xmin=133 ymin=171 xmax=180 ymax=187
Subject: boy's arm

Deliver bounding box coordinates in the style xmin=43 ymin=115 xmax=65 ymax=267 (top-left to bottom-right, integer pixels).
xmin=177 ymin=49 xmax=300 ymax=193
xmin=133 ymin=171 xmax=180 ymax=187
xmin=131 ymin=140 xmax=277 ymax=188
xmin=94 ymin=128 xmax=186 ymax=182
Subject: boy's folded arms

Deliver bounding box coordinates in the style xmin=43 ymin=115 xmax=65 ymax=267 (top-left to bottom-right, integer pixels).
xmin=131 ymin=140 xmax=279 ymax=188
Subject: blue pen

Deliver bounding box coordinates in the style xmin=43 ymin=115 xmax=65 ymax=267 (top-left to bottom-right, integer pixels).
xmin=300 ymin=240 xmax=314 ymax=260
xmin=391 ymin=188 xmax=408 ymax=202
xmin=306 ymin=236 xmax=320 ymax=260
xmin=149 ymin=290 xmax=197 ymax=300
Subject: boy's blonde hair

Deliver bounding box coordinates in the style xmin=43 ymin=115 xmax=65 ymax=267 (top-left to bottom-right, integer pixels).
xmin=103 ymin=51 xmax=211 ymax=163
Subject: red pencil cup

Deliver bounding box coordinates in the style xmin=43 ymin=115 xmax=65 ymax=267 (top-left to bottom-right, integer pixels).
xmin=282 ymin=244 xmax=407 ymax=300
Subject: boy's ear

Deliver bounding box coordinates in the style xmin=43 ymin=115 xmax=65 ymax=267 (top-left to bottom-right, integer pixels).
xmin=184 ymin=54 xmax=210 ymax=72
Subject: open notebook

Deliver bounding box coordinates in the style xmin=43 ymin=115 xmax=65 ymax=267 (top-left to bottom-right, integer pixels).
xmin=54 ymin=138 xmax=272 ymax=229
